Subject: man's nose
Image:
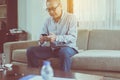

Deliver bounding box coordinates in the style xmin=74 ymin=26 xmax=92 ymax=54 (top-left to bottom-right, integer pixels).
xmin=49 ymin=10 xmax=54 ymax=14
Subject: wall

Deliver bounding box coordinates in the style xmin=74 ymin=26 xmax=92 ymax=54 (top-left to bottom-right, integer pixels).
xmin=18 ymin=0 xmax=27 ymax=31
xmin=18 ymin=0 xmax=67 ymax=40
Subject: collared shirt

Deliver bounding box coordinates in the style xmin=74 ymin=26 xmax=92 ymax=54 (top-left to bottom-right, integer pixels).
xmin=41 ymin=11 xmax=78 ymax=50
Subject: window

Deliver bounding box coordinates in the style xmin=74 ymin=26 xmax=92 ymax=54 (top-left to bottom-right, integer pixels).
xmin=73 ymin=0 xmax=120 ymax=30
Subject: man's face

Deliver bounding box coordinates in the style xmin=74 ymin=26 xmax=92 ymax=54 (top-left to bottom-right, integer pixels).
xmin=46 ymin=0 xmax=62 ymax=19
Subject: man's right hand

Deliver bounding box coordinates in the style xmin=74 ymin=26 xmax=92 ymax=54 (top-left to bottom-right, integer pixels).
xmin=39 ymin=34 xmax=50 ymax=44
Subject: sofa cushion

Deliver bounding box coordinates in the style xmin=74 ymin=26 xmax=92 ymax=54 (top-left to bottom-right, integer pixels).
xmin=88 ymin=30 xmax=120 ymax=50
xmin=77 ymin=29 xmax=89 ymax=50
xmin=72 ymin=50 xmax=120 ymax=71
xmin=12 ymin=49 xmax=27 ymax=63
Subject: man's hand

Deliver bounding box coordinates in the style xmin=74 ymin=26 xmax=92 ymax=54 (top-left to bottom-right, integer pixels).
xmin=39 ymin=35 xmax=44 ymax=44
xmin=39 ymin=34 xmax=50 ymax=43
xmin=39 ymin=33 xmax=56 ymax=43
xmin=49 ymin=33 xmax=56 ymax=42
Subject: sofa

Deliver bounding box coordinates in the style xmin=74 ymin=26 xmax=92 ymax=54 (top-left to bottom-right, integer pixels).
xmin=3 ymin=29 xmax=120 ymax=78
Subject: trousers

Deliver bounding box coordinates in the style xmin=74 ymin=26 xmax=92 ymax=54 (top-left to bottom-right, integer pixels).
xmin=26 ymin=46 xmax=78 ymax=72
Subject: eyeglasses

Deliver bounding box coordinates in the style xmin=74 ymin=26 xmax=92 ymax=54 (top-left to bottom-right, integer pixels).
xmin=46 ymin=3 xmax=60 ymax=12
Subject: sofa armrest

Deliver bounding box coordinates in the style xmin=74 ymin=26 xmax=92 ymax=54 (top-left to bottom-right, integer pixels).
xmin=3 ymin=40 xmax=39 ymax=63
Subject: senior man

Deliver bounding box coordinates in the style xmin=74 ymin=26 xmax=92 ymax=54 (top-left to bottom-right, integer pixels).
xmin=27 ymin=0 xmax=78 ymax=72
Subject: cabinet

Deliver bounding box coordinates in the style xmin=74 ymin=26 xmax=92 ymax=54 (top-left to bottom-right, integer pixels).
xmin=0 ymin=0 xmax=18 ymax=53
xmin=6 ymin=30 xmax=27 ymax=42
xmin=0 ymin=0 xmax=7 ymax=30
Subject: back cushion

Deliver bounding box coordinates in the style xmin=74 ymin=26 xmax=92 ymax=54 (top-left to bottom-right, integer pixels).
xmin=77 ymin=29 xmax=89 ymax=50
xmin=88 ymin=30 xmax=120 ymax=50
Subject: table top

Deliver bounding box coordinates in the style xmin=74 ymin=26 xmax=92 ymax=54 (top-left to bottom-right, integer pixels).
xmin=0 ymin=66 xmax=120 ymax=80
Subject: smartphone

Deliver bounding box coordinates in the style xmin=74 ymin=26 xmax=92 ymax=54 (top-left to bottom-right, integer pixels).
xmin=41 ymin=34 xmax=48 ymax=36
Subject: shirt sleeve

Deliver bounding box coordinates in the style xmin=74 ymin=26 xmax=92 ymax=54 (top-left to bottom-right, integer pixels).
xmin=41 ymin=19 xmax=49 ymax=35
xmin=56 ymin=15 xmax=78 ymax=44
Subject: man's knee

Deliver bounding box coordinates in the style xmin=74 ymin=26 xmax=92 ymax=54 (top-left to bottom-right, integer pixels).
xmin=58 ymin=47 xmax=76 ymax=58
xmin=58 ymin=47 xmax=70 ymax=57
xmin=26 ymin=46 xmax=37 ymax=56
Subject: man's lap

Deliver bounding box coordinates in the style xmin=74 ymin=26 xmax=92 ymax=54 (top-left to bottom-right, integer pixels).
xmin=27 ymin=46 xmax=77 ymax=59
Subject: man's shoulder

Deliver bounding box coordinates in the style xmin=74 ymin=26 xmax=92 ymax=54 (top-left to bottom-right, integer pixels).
xmin=63 ymin=12 xmax=77 ymax=22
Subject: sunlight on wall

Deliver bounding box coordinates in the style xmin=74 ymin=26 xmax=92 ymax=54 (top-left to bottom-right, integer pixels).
xmin=74 ymin=0 xmax=106 ymax=21
xmin=61 ymin=0 xmax=67 ymax=11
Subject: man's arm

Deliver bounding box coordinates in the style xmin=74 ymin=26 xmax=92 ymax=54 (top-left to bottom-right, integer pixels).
xmin=56 ymin=15 xmax=77 ymax=43
xmin=39 ymin=20 xmax=49 ymax=44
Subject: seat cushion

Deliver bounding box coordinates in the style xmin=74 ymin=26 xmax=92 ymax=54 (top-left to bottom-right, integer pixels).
xmin=72 ymin=50 xmax=120 ymax=71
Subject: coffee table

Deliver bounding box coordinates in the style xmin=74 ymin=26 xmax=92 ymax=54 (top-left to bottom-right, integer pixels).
xmin=0 ymin=66 xmax=120 ymax=80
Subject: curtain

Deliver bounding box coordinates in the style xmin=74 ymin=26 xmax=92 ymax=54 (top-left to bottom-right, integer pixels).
xmin=73 ymin=0 xmax=120 ymax=30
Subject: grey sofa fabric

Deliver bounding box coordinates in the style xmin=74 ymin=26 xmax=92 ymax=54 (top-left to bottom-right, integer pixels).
xmin=88 ymin=30 xmax=120 ymax=50
xmin=12 ymin=49 xmax=27 ymax=63
xmin=77 ymin=30 xmax=89 ymax=50
xmin=72 ymin=50 xmax=120 ymax=71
